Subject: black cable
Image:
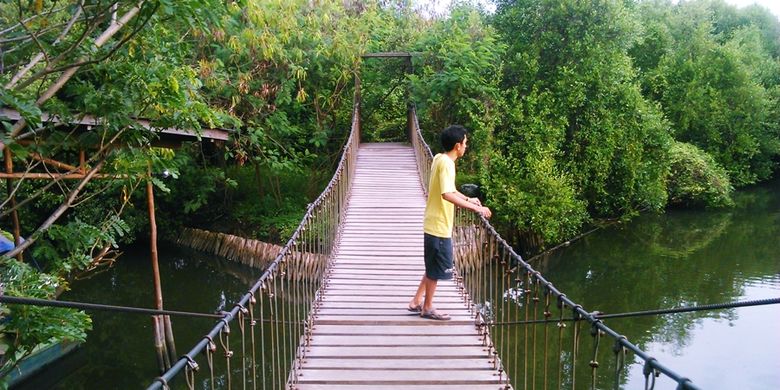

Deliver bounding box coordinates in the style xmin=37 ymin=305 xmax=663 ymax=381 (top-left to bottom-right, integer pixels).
xmin=0 ymin=295 xmax=308 ymax=324
xmin=0 ymin=295 xmax=222 ymax=319
xmin=489 ymin=297 xmax=780 ymax=326
xmin=596 ymin=297 xmax=780 ymax=320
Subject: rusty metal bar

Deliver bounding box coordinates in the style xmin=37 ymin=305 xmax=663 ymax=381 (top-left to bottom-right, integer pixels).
xmin=0 ymin=107 xmax=232 ymax=141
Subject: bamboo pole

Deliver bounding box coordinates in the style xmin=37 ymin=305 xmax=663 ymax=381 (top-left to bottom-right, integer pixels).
xmin=0 ymin=172 xmax=126 ymax=179
xmin=4 ymin=149 xmax=23 ymax=262
xmin=4 ymin=158 xmax=106 ymax=258
xmin=28 ymin=152 xmax=80 ymax=171
xmin=147 ymin=166 xmax=162 ymax=309
xmin=147 ymin=165 xmax=168 ymax=373
xmin=163 ymin=315 xmax=177 ymax=366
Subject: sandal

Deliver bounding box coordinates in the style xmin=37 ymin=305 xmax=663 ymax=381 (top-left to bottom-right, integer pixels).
xmin=407 ymin=303 xmax=423 ymax=313
xmin=420 ymin=310 xmax=451 ymax=321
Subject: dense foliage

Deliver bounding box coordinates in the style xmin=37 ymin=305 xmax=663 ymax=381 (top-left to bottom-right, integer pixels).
xmin=667 ymin=141 xmax=734 ymax=207
xmin=485 ymin=0 xmax=673 ymax=245
xmin=1 ymin=0 xmax=778 ymax=381
xmin=631 ymin=0 xmax=780 ymax=187
xmin=0 ymin=0 xmax=369 ymax=379
xmin=409 ymin=6 xmax=505 ymax=172
xmin=387 ymin=0 xmax=777 ymax=250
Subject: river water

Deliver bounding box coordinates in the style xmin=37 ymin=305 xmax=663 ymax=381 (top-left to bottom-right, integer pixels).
xmin=16 ymin=178 xmax=779 ymax=389
xmin=532 ymin=176 xmax=780 ymax=389
xmin=16 ymin=246 xmax=260 ymax=389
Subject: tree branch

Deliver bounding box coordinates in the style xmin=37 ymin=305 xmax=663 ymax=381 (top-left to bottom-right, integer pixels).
xmin=4 ymin=157 xmax=107 ymax=258
xmin=11 ymin=2 xmax=131 ymax=91
xmin=0 ymin=1 xmax=148 ymax=155
xmin=6 ymin=2 xmax=85 ymax=89
xmin=19 ymin=4 xmax=158 ymax=83
xmin=0 ymin=5 xmax=71 ymax=37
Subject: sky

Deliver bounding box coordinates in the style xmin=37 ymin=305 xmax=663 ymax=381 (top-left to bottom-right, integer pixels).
xmin=420 ymin=0 xmax=780 ymax=20
xmin=723 ymin=0 xmax=780 ymax=19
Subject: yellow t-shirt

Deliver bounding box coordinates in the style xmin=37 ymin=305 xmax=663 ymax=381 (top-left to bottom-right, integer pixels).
xmin=423 ymin=153 xmax=457 ymax=238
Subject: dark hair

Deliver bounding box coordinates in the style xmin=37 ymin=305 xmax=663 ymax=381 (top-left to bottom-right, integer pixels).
xmin=440 ymin=125 xmax=468 ymax=152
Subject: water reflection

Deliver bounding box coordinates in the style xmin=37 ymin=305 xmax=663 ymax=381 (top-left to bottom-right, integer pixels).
xmin=533 ymin=177 xmax=780 ymax=388
xmin=15 ymin=245 xmax=261 ymax=389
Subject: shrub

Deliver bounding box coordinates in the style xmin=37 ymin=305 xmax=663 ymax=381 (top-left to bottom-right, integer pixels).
xmin=667 ymin=141 xmax=734 ymax=208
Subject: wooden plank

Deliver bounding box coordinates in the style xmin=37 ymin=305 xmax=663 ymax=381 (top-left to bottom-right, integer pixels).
xmin=304 ymin=346 xmax=490 ymax=358
xmin=311 ymin=317 xmax=474 ymax=326
xmin=308 ymin=334 xmax=482 ymax=346
xmin=296 ymin=358 xmax=492 ymax=370
xmin=313 ymin=308 xmax=472 ymax=316
xmin=335 ymin=251 xmax=423 ymax=258
xmin=309 ymin=324 xmax=479 ymax=334
xmin=336 ymin=241 xmax=422 ymax=247
xmin=319 ymin=298 xmax=468 ymax=306
xmin=295 ymin=369 xmax=500 ymax=383
xmin=315 ymin=301 xmax=469 ymax=309
xmin=319 ymin=295 xmax=466 ymax=303
xmin=336 ymin=246 xmax=422 ymax=251
xmin=329 ymin=269 xmax=423 ymax=276
xmin=295 ymin=385 xmax=504 ymax=390
xmin=321 ymin=286 xmax=462 ymax=294
xmin=324 ymin=279 xmax=440 ymax=286
xmin=327 ymin=265 xmax=424 ymax=272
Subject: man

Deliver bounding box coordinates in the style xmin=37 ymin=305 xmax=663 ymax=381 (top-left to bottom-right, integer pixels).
xmin=408 ymin=125 xmax=492 ymax=320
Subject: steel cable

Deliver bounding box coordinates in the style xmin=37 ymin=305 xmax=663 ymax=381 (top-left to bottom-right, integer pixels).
xmin=488 ymin=297 xmax=780 ymax=326
xmin=0 ymin=295 xmax=223 ymax=318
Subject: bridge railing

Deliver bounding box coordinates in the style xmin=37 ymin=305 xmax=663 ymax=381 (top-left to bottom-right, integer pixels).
xmin=407 ymin=105 xmax=700 ymax=390
xmin=147 ymin=77 xmax=361 ymax=390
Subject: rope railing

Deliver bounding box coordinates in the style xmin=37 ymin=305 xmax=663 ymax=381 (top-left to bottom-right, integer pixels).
xmin=146 ymin=76 xmax=361 ymax=390
xmin=407 ymin=104 xmax=702 ymax=390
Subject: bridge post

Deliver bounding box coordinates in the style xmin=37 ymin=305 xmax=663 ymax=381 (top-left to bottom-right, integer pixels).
xmin=407 ymin=103 xmax=414 ymax=143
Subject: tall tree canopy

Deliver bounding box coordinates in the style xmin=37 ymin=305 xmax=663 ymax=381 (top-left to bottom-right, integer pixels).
xmin=485 ymin=0 xmax=672 ymax=244
xmin=631 ymin=0 xmax=780 ymax=186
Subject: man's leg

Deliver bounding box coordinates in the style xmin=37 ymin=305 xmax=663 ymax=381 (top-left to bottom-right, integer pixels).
xmin=422 ymin=276 xmax=437 ymax=313
xmin=411 ymin=233 xmax=435 ymax=310
xmin=409 ymin=275 xmax=427 ymax=309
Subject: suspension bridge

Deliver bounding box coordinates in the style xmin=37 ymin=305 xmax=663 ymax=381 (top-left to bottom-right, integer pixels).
xmin=292 ymin=142 xmax=503 ymax=389
xmin=139 ymin=77 xmax=704 ymax=390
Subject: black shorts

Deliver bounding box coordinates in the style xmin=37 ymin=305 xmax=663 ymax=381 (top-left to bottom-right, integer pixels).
xmin=424 ymin=233 xmax=453 ymax=280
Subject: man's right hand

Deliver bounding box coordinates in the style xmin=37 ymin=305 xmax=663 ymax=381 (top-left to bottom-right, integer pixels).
xmin=478 ymin=206 xmax=492 ymax=219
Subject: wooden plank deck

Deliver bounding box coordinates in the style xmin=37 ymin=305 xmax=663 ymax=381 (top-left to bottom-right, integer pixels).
xmin=293 ymin=143 xmax=504 ymax=389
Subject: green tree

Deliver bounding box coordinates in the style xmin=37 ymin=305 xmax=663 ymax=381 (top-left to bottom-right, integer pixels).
xmin=667 ymin=141 xmax=733 ymax=207
xmin=632 ymin=0 xmax=779 ymax=186
xmin=408 ymin=3 xmax=506 ymax=172
xmin=489 ymin=0 xmax=672 ymax=247
xmin=1 ymin=1 xmax=224 ymax=381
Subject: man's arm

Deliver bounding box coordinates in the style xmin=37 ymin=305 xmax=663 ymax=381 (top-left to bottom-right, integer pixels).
xmin=453 ymin=190 xmax=482 ymax=206
xmin=442 ymin=192 xmax=492 ymax=218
